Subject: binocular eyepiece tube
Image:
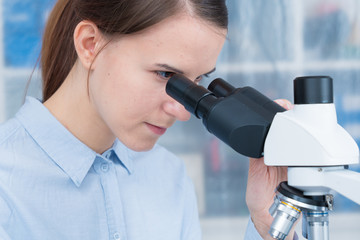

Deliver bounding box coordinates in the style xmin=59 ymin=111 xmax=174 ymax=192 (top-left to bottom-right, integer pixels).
xmin=165 ymin=74 xmax=285 ymax=158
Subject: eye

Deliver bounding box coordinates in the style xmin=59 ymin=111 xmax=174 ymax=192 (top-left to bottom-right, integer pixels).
xmin=156 ymin=71 xmax=175 ymax=80
xmin=194 ymin=76 xmax=203 ymax=84
xmin=194 ymin=74 xmax=210 ymax=84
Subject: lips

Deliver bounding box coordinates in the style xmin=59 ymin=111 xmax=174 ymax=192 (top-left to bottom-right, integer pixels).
xmin=146 ymin=123 xmax=167 ymax=135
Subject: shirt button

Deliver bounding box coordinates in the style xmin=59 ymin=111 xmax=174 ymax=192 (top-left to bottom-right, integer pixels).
xmin=113 ymin=232 xmax=121 ymax=240
xmin=101 ymin=163 xmax=109 ymax=172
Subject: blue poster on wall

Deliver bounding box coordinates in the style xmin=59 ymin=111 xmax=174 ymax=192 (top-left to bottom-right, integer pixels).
xmin=3 ymin=0 xmax=55 ymax=67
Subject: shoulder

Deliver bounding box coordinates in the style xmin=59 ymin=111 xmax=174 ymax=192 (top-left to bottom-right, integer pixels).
xmin=0 ymin=117 xmax=40 ymax=182
xmin=0 ymin=119 xmax=23 ymax=225
xmin=0 ymin=118 xmax=23 ymax=146
xmin=0 ymin=118 xmax=30 ymax=165
xmin=0 ymin=116 xmax=35 ymax=156
xmin=0 ymin=118 xmax=23 ymax=174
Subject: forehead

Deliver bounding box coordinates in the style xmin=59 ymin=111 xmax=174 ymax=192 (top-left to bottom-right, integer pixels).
xmin=110 ymin=13 xmax=227 ymax=75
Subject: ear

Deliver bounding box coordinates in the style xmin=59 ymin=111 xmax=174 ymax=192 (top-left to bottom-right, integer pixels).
xmin=73 ymin=20 xmax=104 ymax=70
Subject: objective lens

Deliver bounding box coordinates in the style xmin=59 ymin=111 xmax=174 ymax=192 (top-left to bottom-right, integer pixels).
xmin=269 ymin=182 xmax=330 ymax=240
xmin=302 ymin=210 xmax=329 ymax=240
xmin=269 ymin=197 xmax=301 ymax=240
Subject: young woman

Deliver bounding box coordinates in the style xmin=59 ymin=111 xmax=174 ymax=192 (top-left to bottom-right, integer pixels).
xmin=0 ymin=0 xmax=296 ymax=239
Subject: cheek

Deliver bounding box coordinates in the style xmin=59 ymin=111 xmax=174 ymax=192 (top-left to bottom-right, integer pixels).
xmin=92 ymin=70 xmax=165 ymax=124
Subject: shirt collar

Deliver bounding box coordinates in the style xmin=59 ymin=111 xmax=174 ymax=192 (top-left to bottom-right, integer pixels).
xmin=15 ymin=97 xmax=97 ymax=187
xmin=16 ymin=97 xmax=134 ymax=185
xmin=112 ymin=139 xmax=134 ymax=174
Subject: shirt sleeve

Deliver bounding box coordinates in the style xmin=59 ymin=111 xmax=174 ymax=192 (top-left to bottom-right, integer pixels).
xmin=244 ymin=217 xmax=299 ymax=240
xmin=244 ymin=217 xmax=264 ymax=240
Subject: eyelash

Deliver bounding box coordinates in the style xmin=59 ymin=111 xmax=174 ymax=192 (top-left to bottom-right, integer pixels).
xmin=155 ymin=71 xmax=210 ymax=84
xmin=156 ymin=71 xmax=175 ymax=79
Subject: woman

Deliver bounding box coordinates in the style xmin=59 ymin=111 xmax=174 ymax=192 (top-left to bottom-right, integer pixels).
xmin=0 ymin=0 xmax=296 ymax=239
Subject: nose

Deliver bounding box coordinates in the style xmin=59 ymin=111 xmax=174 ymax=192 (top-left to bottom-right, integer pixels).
xmin=163 ymin=98 xmax=191 ymax=121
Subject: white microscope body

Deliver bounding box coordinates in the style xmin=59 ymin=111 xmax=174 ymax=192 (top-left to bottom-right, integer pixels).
xmin=264 ymin=76 xmax=360 ymax=240
xmin=265 ymin=103 xmax=360 ymax=202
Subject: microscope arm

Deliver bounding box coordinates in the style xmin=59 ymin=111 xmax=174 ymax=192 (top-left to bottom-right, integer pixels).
xmin=288 ymin=167 xmax=360 ymax=205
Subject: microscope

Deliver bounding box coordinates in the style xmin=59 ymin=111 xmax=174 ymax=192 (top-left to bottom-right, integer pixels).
xmin=166 ymin=74 xmax=360 ymax=240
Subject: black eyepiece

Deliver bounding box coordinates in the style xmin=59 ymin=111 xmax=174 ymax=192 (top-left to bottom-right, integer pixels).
xmin=294 ymin=76 xmax=333 ymax=104
xmin=165 ymin=74 xmax=217 ymax=118
xmin=208 ymin=78 xmax=236 ymax=97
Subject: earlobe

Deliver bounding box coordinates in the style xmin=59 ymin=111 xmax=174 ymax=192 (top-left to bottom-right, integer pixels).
xmin=73 ymin=20 xmax=103 ymax=70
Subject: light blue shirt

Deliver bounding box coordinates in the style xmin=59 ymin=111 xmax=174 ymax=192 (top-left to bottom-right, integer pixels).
xmin=0 ymin=97 xmax=264 ymax=240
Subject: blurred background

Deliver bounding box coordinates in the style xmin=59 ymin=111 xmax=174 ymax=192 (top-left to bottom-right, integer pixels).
xmin=0 ymin=0 xmax=359 ymax=239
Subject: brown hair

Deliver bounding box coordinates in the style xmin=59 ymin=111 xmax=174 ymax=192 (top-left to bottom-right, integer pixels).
xmin=41 ymin=0 xmax=228 ymax=101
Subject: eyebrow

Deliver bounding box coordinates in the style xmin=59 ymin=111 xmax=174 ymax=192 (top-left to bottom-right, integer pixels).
xmin=155 ymin=63 xmax=216 ymax=76
xmin=204 ymin=67 xmax=216 ymax=76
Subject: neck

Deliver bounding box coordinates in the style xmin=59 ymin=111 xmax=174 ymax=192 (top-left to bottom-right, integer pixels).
xmin=43 ymin=62 xmax=115 ymax=154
